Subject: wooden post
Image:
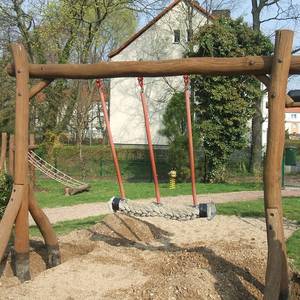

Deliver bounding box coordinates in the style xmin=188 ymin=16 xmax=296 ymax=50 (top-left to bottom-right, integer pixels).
xmin=0 ymin=185 xmax=23 ymax=263
xmin=28 ymin=184 xmax=61 ymax=267
xmin=263 ymin=30 xmax=294 ymax=300
xmin=8 ymin=135 xmax=15 ymax=176
xmin=27 ymin=133 xmax=61 ymax=267
xmin=0 ymin=132 xmax=7 ymax=172
xmin=11 ymin=43 xmax=30 ymax=282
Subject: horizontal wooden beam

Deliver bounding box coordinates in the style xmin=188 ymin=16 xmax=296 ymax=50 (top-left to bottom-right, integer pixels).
xmin=6 ymin=55 xmax=300 ymax=79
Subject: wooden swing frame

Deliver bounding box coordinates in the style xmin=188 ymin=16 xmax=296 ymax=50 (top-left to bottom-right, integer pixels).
xmin=0 ymin=29 xmax=298 ymax=299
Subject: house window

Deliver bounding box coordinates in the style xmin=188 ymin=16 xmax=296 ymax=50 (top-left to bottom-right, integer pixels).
xmin=186 ymin=29 xmax=192 ymax=42
xmin=173 ymin=30 xmax=180 ymax=43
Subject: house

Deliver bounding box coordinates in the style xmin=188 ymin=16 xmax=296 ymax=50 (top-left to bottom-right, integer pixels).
xmin=109 ymin=0 xmax=214 ymax=147
xmin=262 ymin=92 xmax=300 ymax=149
xmin=285 ymin=107 xmax=300 ymax=138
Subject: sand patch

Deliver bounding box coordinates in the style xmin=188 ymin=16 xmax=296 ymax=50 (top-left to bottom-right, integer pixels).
xmin=1 ymin=214 xmax=299 ymax=299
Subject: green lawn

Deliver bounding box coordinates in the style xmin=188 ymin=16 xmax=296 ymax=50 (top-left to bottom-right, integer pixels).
xmin=218 ymin=197 xmax=300 ymax=221
xmin=30 ymin=215 xmax=105 ymax=237
xmin=36 ymin=177 xmax=262 ymax=208
xmin=218 ymin=197 xmax=300 ymax=271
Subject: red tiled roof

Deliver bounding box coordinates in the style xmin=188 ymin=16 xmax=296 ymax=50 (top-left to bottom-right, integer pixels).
xmin=108 ymin=0 xmax=214 ymax=59
xmin=286 ymin=107 xmax=300 ymax=113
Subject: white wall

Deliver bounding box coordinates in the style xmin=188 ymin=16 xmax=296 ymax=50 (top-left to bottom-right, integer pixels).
xmin=110 ymin=2 xmax=208 ymax=145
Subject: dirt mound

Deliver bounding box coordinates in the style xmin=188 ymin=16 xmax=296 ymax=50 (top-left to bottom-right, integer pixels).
xmin=89 ymin=213 xmax=171 ymax=246
xmin=0 ymin=239 xmax=95 ymax=281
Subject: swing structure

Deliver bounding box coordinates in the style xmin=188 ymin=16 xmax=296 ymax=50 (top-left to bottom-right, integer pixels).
xmin=0 ymin=29 xmax=299 ymax=299
xmin=96 ymin=74 xmax=205 ymax=219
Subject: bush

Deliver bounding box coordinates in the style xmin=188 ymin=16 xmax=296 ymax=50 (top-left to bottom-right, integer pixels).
xmin=0 ymin=172 xmax=13 ymax=218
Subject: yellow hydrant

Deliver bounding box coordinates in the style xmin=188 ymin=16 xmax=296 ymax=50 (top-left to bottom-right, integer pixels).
xmin=168 ymin=169 xmax=177 ymax=190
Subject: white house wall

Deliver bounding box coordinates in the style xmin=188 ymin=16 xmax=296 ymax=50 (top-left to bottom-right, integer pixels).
xmin=110 ymin=2 xmax=208 ymax=145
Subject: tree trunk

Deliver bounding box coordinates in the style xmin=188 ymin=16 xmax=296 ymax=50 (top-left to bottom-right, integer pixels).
xmin=249 ymin=0 xmax=263 ymax=173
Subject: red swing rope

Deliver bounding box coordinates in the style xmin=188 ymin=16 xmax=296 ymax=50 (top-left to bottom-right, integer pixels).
xmin=184 ymin=75 xmax=197 ymax=206
xmin=138 ymin=77 xmax=161 ymax=205
xmin=96 ymin=79 xmax=126 ymax=199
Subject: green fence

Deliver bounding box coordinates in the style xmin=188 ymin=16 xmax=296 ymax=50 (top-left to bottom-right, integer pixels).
xmin=37 ymin=145 xmax=251 ymax=182
xmin=283 ymin=143 xmax=300 ymax=188
xmin=99 ymin=159 xmax=171 ymax=181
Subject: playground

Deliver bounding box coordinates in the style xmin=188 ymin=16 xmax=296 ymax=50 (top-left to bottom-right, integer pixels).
xmin=0 ymin=211 xmax=298 ymax=299
xmin=1 ymin=28 xmax=300 ymax=300
xmin=1 ymin=181 xmax=300 ymax=299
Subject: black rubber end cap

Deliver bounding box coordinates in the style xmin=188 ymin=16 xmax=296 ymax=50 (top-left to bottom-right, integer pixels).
xmin=198 ymin=203 xmax=217 ymax=220
xmin=111 ymin=197 xmax=122 ymax=212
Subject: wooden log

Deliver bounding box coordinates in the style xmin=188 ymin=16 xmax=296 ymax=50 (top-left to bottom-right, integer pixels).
xmin=256 ymin=75 xmax=294 ymax=105
xmin=264 ymin=209 xmax=283 ymax=300
xmin=11 ymin=43 xmax=30 ymax=282
xmin=6 ymin=54 xmax=300 ymax=79
xmin=0 ymin=185 xmax=23 ymax=263
xmin=8 ymin=135 xmax=14 ymax=177
xmin=29 ymin=79 xmax=54 ymax=99
xmin=0 ymin=132 xmax=7 ymax=172
xmin=263 ymin=30 xmax=293 ymax=300
xmin=64 ymin=184 xmax=90 ymax=196
xmin=28 ymin=184 xmax=61 ymax=267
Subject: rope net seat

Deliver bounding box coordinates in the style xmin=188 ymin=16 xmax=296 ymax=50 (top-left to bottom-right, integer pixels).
xmin=108 ymin=197 xmax=217 ymax=221
xmin=28 ymin=151 xmax=89 ymax=195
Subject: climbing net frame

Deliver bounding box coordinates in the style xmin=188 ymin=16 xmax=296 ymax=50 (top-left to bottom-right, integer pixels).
xmin=0 ymin=30 xmax=298 ymax=298
xmin=28 ymin=151 xmax=85 ymax=188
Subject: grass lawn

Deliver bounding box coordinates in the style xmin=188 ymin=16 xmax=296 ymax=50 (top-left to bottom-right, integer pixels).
xmin=30 ymin=215 xmax=105 ymax=237
xmin=218 ymin=197 xmax=300 ymax=271
xmin=36 ymin=177 xmax=262 ymax=208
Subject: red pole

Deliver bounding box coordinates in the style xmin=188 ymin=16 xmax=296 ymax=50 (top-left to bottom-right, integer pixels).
xmin=138 ymin=77 xmax=161 ymax=204
xmin=184 ymin=75 xmax=197 ymax=206
xmin=96 ymin=79 xmax=126 ymax=199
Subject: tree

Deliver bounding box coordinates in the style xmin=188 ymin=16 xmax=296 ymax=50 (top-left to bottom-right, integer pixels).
xmin=189 ymin=17 xmax=273 ymax=182
xmin=0 ymin=0 xmax=139 ymax=145
xmin=0 ymin=56 xmax=15 ymax=133
xmin=249 ymin=0 xmax=300 ymax=173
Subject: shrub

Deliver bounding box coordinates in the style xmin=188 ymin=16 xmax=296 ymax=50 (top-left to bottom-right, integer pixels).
xmin=0 ymin=172 xmax=13 ymax=218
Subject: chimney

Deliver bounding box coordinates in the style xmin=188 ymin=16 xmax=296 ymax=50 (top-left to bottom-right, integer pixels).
xmin=212 ymin=9 xmax=231 ymax=18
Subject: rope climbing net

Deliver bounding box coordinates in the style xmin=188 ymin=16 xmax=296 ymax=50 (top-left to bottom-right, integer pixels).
xmin=28 ymin=151 xmax=85 ymax=188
